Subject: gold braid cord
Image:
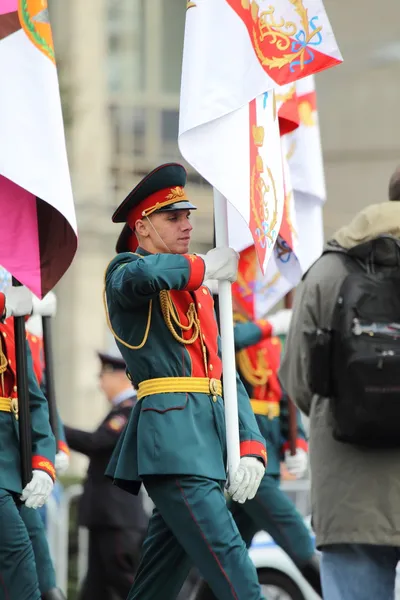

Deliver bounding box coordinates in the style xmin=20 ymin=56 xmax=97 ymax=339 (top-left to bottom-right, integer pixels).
xmin=159 ymin=291 xmax=199 ymax=344
xmin=103 ymin=254 xmax=206 ymax=371
xmin=0 ymin=335 xmax=8 ymax=395
xmin=103 ymin=288 xmax=153 ymax=350
xmin=160 ymin=291 xmax=209 ymax=375
xmin=234 ymin=314 xmax=269 ymax=386
xmin=237 ymin=348 xmax=269 ymax=387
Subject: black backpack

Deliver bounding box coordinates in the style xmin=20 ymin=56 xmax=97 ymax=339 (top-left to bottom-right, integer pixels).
xmin=308 ymin=235 xmax=400 ymax=448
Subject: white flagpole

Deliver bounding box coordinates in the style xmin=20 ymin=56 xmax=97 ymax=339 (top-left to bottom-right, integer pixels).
xmin=213 ymin=188 xmax=241 ymax=480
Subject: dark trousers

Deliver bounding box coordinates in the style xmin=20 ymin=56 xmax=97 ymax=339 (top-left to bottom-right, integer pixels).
xmin=128 ymin=475 xmax=264 ymax=600
xmin=20 ymin=504 xmax=56 ymax=595
xmin=231 ymin=474 xmax=314 ymax=565
xmin=78 ymin=528 xmax=143 ymax=600
xmin=0 ymin=489 xmax=40 ymax=600
xmin=194 ymin=474 xmax=316 ymax=600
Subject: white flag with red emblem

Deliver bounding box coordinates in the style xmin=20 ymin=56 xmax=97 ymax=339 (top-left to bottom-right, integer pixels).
xmin=179 ymin=0 xmax=341 ymax=272
xmin=260 ymin=75 xmax=326 ymax=315
xmin=232 ymin=75 xmax=326 ymax=317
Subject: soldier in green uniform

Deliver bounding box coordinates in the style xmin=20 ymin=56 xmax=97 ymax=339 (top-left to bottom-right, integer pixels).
xmin=17 ymin=301 xmax=70 ymax=600
xmin=104 ymin=163 xmax=268 ymax=600
xmin=194 ymin=313 xmax=322 ymax=599
xmin=0 ymin=287 xmax=56 ymax=600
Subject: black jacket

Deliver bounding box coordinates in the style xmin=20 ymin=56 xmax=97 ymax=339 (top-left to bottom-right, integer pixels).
xmin=65 ymin=396 xmax=148 ymax=531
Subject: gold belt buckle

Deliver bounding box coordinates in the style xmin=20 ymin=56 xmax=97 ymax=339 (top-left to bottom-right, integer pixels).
xmin=11 ymin=397 xmax=18 ymax=420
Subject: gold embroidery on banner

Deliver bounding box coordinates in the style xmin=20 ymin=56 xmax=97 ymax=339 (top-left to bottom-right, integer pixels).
xmin=298 ymin=100 xmax=316 ymax=126
xmin=275 ymin=84 xmax=296 ymax=105
xmin=252 ymin=125 xmax=265 ymax=147
xmin=236 ymin=271 xmax=254 ymax=299
xmin=245 ymin=0 xmax=323 ymax=71
xmin=259 ymin=271 xmax=282 ymax=293
xmin=272 ymin=90 xmax=277 ymax=121
xmin=251 ymin=165 xmax=279 ymax=248
xmin=285 ymin=189 xmax=298 ymax=240
xmin=250 ymin=118 xmax=279 ymax=251
xmin=251 ymin=1 xmax=259 ymax=22
xmin=286 ymin=140 xmax=297 ymax=161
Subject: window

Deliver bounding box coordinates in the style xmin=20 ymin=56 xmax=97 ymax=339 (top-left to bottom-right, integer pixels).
xmin=108 ymin=0 xmax=187 ymax=179
xmin=107 ymin=0 xmax=146 ymax=93
xmin=160 ymin=0 xmax=186 ymax=93
xmin=160 ymin=109 xmax=180 ymax=159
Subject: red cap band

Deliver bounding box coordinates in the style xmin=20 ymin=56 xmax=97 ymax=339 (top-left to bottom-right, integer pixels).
xmin=126 ymin=186 xmax=188 ymax=230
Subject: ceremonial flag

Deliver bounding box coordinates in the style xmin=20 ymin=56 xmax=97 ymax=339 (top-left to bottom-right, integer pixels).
xmin=0 ymin=0 xmax=77 ymax=298
xmin=232 ymin=75 xmax=327 ymax=317
xmin=179 ymin=0 xmax=341 ymax=271
xmin=179 ymin=0 xmax=341 ymax=475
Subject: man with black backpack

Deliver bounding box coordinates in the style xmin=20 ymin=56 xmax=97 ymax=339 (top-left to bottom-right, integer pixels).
xmin=279 ymin=196 xmax=400 ymax=600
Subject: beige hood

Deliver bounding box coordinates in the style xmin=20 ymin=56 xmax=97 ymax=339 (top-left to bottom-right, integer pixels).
xmin=333 ymin=202 xmax=400 ymax=249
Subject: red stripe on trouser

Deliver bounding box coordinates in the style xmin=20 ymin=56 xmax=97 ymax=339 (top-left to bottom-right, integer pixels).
xmin=175 ymin=479 xmax=239 ymax=600
xmin=0 ymin=573 xmax=10 ymax=600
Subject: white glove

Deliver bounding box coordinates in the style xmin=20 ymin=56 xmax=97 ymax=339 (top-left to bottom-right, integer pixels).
xmin=55 ymin=451 xmax=70 ymax=476
xmin=202 ymin=247 xmax=239 ymax=283
xmin=227 ymin=456 xmax=265 ymax=504
xmin=4 ymin=285 xmax=33 ymax=318
xmin=32 ymin=291 xmax=57 ymax=317
xmin=284 ymin=448 xmax=308 ymax=479
xmin=203 ymin=279 xmax=218 ymax=295
xmin=21 ymin=470 xmax=54 ymax=509
xmin=267 ymin=308 xmax=292 ymax=337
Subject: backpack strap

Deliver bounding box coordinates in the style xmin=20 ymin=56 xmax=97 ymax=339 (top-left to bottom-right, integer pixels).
xmin=301 ymin=242 xmax=361 ymax=283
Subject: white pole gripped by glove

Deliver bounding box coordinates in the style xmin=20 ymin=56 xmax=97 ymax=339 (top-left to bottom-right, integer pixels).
xmin=21 ymin=470 xmax=54 ymax=509
xmin=202 ymin=247 xmax=239 ymax=283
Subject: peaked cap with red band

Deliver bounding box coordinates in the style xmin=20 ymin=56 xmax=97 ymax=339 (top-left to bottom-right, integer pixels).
xmin=113 ymin=163 xmax=197 ymax=253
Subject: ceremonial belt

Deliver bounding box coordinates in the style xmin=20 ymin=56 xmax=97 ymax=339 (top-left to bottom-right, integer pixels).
xmin=251 ymin=399 xmax=280 ymax=418
xmin=0 ymin=396 xmax=19 ymax=418
xmin=137 ymin=377 xmax=222 ymax=401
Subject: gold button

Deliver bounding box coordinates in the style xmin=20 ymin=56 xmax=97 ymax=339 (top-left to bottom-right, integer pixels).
xmin=13 ymin=386 xmax=17 ymax=392
xmin=32 ymin=336 xmax=37 ymax=343
xmin=209 ymin=364 xmax=213 ymax=371
xmin=2 ymin=333 xmax=6 ymax=338
xmin=212 ymin=395 xmax=217 ymax=402
xmin=202 ymin=288 xmax=208 ymax=295
xmin=198 ymin=303 xmax=202 ymax=309
xmin=203 ymin=334 xmax=206 ymax=341
xmin=209 ymin=378 xmax=219 ymax=395
xmin=8 ymin=360 xmax=11 ymax=365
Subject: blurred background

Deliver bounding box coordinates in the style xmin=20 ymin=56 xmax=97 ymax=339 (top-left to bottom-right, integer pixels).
xmin=47 ymin=0 xmax=400 ymax=477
